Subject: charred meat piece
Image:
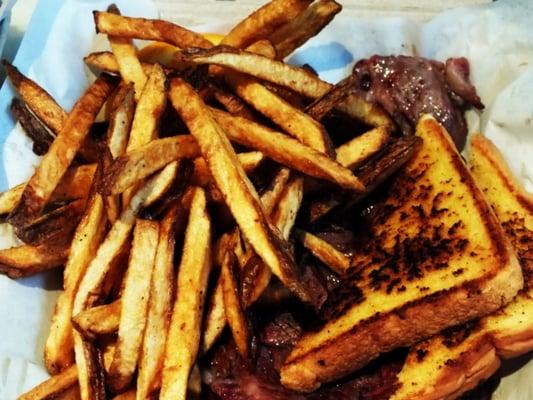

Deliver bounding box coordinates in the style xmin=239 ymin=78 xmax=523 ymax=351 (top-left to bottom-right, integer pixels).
xmin=352 ymin=55 xmax=483 ymax=149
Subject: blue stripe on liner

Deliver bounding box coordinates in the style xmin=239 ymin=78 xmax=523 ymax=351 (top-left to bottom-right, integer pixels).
xmin=0 ymin=0 xmax=64 ymax=189
xmin=287 ymin=42 xmax=354 ymax=73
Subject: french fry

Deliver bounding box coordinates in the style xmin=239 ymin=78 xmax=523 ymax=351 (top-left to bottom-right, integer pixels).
xmin=84 ymin=51 xmax=156 ymax=75
xmin=169 ymin=78 xmax=314 ymax=305
xmin=108 ymin=219 xmax=159 ymax=392
xmin=93 ymin=11 xmax=212 ymax=49
xmin=210 ymin=108 xmax=365 ymax=191
xmin=0 ymin=241 xmax=68 ymax=279
xmin=211 ymin=86 xmax=257 ymax=120
xmin=73 ymin=334 xmax=106 ymax=400
xmin=8 ymin=74 xmax=116 ymax=231
xmin=4 ymin=61 xmax=67 ymax=134
xmin=201 ymin=273 xmax=226 ymax=353
xmin=160 ymin=187 xmax=211 ymax=400
xmin=107 ymin=84 xmax=135 ymax=159
xmin=336 ymin=126 xmax=390 ymax=169
xmin=101 ymin=135 xmax=199 ymax=195
xmin=45 ymin=194 xmax=107 ymax=374
xmin=245 ymin=39 xmax=277 ymax=59
xmin=298 ymin=230 xmax=350 ymax=274
xmin=137 ymin=206 xmax=181 ymax=399
xmin=192 ymin=151 xmax=264 ymax=187
xmin=11 ymin=98 xmax=54 ymax=155
xmin=305 ymin=75 xmax=355 ymax=121
xmin=71 ymin=299 xmax=121 ymax=340
xmin=221 ymin=248 xmax=250 ymax=358
xmin=259 ymin=167 xmax=292 ymax=215
xmin=269 ymin=0 xmax=342 ymax=59
xmin=112 ymin=390 xmax=136 ymax=400
xmin=106 ymin=5 xmax=147 ymax=100
xmin=17 ymin=365 xmax=78 ymax=400
xmin=220 ymin=0 xmax=312 ymax=48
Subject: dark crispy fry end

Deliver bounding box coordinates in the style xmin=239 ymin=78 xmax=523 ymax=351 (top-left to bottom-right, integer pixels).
xmin=83 ymin=340 xmax=107 ymax=400
xmin=10 ymin=98 xmax=55 ymax=155
xmin=306 ymin=75 xmax=356 ymax=121
xmin=17 ymin=364 xmax=78 ymax=400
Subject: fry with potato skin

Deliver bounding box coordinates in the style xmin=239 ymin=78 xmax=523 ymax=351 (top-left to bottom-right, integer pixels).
xmin=84 ymin=51 xmax=157 ymax=75
xmin=137 ymin=206 xmax=181 ymax=400
xmin=8 ymin=74 xmax=116 ymax=231
xmin=73 ymin=333 xmax=106 ymax=400
xmin=0 ymin=241 xmax=68 ymax=279
xmin=169 ymin=78 xmax=315 ymax=305
xmin=298 ymin=230 xmax=350 ymax=274
xmin=160 ymin=187 xmax=211 ymax=400
xmin=108 ymin=219 xmax=159 ymax=392
xmin=72 ymin=299 xmax=121 ymax=340
xmin=335 ymin=126 xmax=390 ymax=169
xmin=201 ymin=273 xmax=226 ymax=353
xmin=10 ymin=98 xmax=54 ymax=155
xmin=221 ymin=0 xmax=312 ymax=49
xmin=17 ymin=365 xmax=78 ymax=400
xmin=93 ymin=11 xmax=212 ymax=49
xmin=210 ymin=108 xmax=364 ymax=191
xmin=107 ymin=84 xmax=135 ymax=159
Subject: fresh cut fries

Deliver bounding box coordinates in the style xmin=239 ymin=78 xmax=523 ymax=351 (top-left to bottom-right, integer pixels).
xmin=72 ymin=299 xmax=121 ymax=340
xmin=18 ymin=365 xmax=78 ymax=400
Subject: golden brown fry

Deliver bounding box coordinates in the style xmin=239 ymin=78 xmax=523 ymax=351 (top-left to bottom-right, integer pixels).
xmin=71 ymin=299 xmax=121 ymax=339
xmin=221 ymin=0 xmax=312 ymax=48
xmin=8 ymin=74 xmax=116 ymax=230
xmin=335 ymin=126 xmax=390 ymax=169
xmin=102 ymin=135 xmax=199 ymax=195
xmin=169 ymin=78 xmax=314 ymax=304
xmin=112 ymin=390 xmax=136 ymax=400
xmin=201 ymin=273 xmax=226 ymax=353
xmin=269 ymin=0 xmax=342 ymax=59
xmin=221 ymin=248 xmax=250 ymax=358
xmin=211 ymin=108 xmax=364 ymax=191
xmin=93 ymin=11 xmax=211 ymax=49
xmin=45 ymin=195 xmax=107 ymax=374
xmin=11 ymin=97 xmax=54 ymax=155
xmin=107 ymin=84 xmax=135 ymax=159
xmin=305 ymin=75 xmax=355 ymax=121
xmin=137 ymin=207 xmax=180 ymax=400
xmin=245 ymin=39 xmax=277 ymax=59
xmin=211 ymin=87 xmax=257 ymax=120
xmin=192 ymin=151 xmax=264 ymax=187
xmin=142 ymin=161 xmax=180 ymax=208
xmin=84 ymin=51 xmax=155 ymax=75
xmin=0 ymin=241 xmax=68 ymax=279
xmin=73 ymin=334 xmax=106 ymax=400
xmin=106 ymin=5 xmax=147 ymax=100
xmin=160 ymin=187 xmax=211 ymax=400
xmin=225 ymin=72 xmax=333 ymax=155
xmin=17 ymin=365 xmax=78 ymax=400
xmin=109 ymin=219 xmax=159 ymax=392
xmin=260 ymin=167 xmax=292 ymax=216
xmin=337 ymin=94 xmax=394 ymax=130
xmin=4 ymin=61 xmax=67 ymax=134
xmin=298 ymin=230 xmax=350 ymax=274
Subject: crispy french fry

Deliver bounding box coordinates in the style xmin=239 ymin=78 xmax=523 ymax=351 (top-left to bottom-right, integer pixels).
xmin=260 ymin=167 xmax=292 ymax=216
xmin=160 ymin=187 xmax=211 ymax=400
xmin=84 ymin=51 xmax=156 ymax=75
xmin=269 ymin=0 xmax=342 ymax=59
xmin=4 ymin=61 xmax=67 ymax=134
xmin=73 ymin=334 xmax=106 ymax=400
xmin=108 ymin=219 xmax=159 ymax=392
xmin=169 ymin=78 xmax=314 ymax=304
xmin=112 ymin=390 xmax=136 ymax=400
xmin=71 ymin=299 xmax=121 ymax=340
xmin=106 ymin=5 xmax=147 ymax=100
xmin=137 ymin=206 xmax=181 ymax=399
xmin=141 ymin=161 xmax=179 ymax=208
xmin=335 ymin=126 xmax=390 ymax=169
xmin=93 ymin=11 xmax=211 ymax=49
xmin=8 ymin=74 xmax=116 ymax=230
xmin=102 ymin=135 xmax=199 ymax=195
xmin=211 ymin=86 xmax=257 ymax=120
xmin=221 ymin=0 xmax=312 ymax=48
xmin=107 ymin=84 xmax=135 ymax=159
xmin=305 ymin=75 xmax=355 ymax=121
xmin=201 ymin=273 xmax=226 ymax=353
xmin=245 ymin=39 xmax=277 ymax=59
xmin=17 ymin=365 xmax=78 ymax=400
xmin=298 ymin=230 xmax=350 ymax=274
xmin=11 ymin=98 xmax=54 ymax=155
xmin=45 ymin=194 xmax=107 ymax=374
xmin=210 ymin=108 xmax=364 ymax=191
xmin=0 ymin=241 xmax=68 ymax=279
xmin=192 ymin=151 xmax=264 ymax=186
xmin=221 ymin=248 xmax=250 ymax=358
xmin=225 ymin=72 xmax=333 ymax=155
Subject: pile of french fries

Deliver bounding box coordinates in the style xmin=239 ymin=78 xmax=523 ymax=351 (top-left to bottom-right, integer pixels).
xmin=0 ymin=1 xmax=421 ymax=399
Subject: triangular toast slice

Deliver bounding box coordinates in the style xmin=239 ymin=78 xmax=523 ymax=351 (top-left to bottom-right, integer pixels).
xmin=280 ymin=116 xmax=523 ymax=392
xmin=391 ymin=134 xmax=533 ymax=400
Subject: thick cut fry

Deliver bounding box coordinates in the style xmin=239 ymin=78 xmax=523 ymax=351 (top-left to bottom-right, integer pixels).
xmin=11 ymin=98 xmax=54 ymax=155
xmin=17 ymin=365 xmax=78 ymax=400
xmin=84 ymin=52 xmax=155 ymax=75
xmin=169 ymin=78 xmax=314 ymax=305
xmin=102 ymin=135 xmax=200 ymax=195
xmin=298 ymin=231 xmax=350 ymax=274
xmin=336 ymin=126 xmax=390 ymax=169
xmin=4 ymin=61 xmax=67 ymax=134
xmin=269 ymin=0 xmax=342 ymax=59
xmin=107 ymin=5 xmax=147 ymax=100
xmin=201 ymin=273 xmax=226 ymax=353
xmin=109 ymin=219 xmax=159 ymax=392
xmin=210 ymin=108 xmax=364 ymax=191
xmin=192 ymin=151 xmax=264 ymax=187
xmin=8 ymin=74 xmax=116 ymax=230
xmin=137 ymin=207 xmax=180 ymax=400
xmin=73 ymin=334 xmax=106 ymax=400
xmin=221 ymin=249 xmax=250 ymax=358
xmin=221 ymin=0 xmax=312 ymax=49
xmin=0 ymin=241 xmax=68 ymax=279
xmin=45 ymin=195 xmax=107 ymax=374
xmin=93 ymin=11 xmax=211 ymax=49
xmin=72 ymin=299 xmax=121 ymax=339
xmin=225 ymin=72 xmax=333 ymax=155
xmin=160 ymin=187 xmax=211 ymax=400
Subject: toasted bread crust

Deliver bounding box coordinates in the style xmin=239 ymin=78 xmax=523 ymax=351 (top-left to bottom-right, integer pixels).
xmin=280 ymin=117 xmax=523 ymax=392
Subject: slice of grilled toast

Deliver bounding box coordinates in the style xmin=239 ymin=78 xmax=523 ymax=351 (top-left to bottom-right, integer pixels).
xmin=391 ymin=133 xmax=533 ymax=400
xmin=280 ymin=116 xmax=523 ymax=392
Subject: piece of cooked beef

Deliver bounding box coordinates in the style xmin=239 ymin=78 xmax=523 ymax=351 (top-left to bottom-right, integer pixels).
xmin=352 ymin=55 xmax=483 ymax=150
